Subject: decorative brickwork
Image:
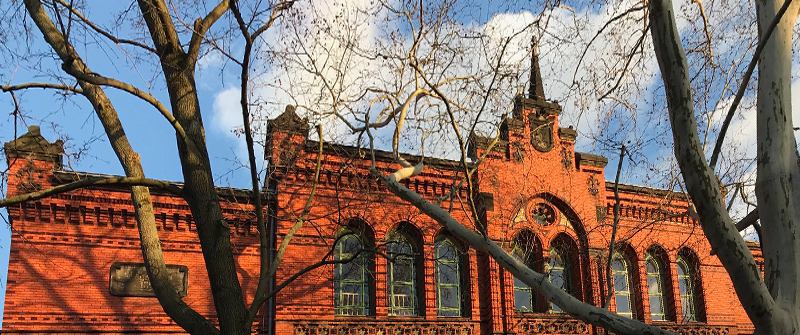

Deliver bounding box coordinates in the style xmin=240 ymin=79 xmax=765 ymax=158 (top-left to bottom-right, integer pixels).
xmin=2 ymin=96 xmax=760 ymax=335
xmin=292 ymin=321 xmax=477 ymax=335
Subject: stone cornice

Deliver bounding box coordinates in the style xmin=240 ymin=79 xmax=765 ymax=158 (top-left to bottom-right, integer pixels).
xmin=576 ymin=152 xmax=608 ymax=168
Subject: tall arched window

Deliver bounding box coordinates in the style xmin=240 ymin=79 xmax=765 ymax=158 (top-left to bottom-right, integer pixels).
xmin=548 ymin=248 xmax=569 ymax=313
xmin=646 ymin=255 xmax=667 ymax=321
xmin=435 ymin=238 xmax=464 ymax=317
xmin=513 ymin=254 xmax=535 ymax=312
xmin=612 ymin=253 xmax=636 ymax=319
xmin=334 ymin=234 xmax=371 ymax=316
xmin=387 ymin=232 xmax=419 ymax=316
xmin=512 ymin=230 xmax=542 ymax=312
xmin=677 ymin=257 xmax=697 ymax=322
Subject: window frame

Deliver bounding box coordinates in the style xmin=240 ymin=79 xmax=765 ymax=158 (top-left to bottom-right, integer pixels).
xmin=435 ymin=238 xmax=463 ymax=317
xmin=333 ymin=233 xmax=372 ymax=316
xmin=611 ymin=253 xmax=636 ymax=319
xmin=511 ymin=231 xmax=541 ymax=313
xmin=512 ymin=253 xmax=536 ymax=313
xmin=387 ymin=233 xmax=419 ymax=317
xmin=677 ymin=257 xmax=697 ymax=322
xmin=645 ymin=255 xmax=667 ymax=321
xmin=548 ymin=247 xmax=569 ymax=313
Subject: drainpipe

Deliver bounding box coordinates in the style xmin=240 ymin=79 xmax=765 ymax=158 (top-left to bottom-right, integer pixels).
xmin=266 ymin=185 xmax=277 ymax=335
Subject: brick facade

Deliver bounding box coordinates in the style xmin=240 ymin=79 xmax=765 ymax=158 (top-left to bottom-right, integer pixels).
xmin=2 ymin=97 xmax=759 ymax=334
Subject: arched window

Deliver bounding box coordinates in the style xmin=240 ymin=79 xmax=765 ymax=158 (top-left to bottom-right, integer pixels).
xmin=387 ymin=232 xmax=419 ymax=316
xmin=513 ymin=254 xmax=535 ymax=312
xmin=677 ymin=257 xmax=697 ymax=322
xmin=435 ymin=238 xmax=465 ymax=317
xmin=334 ymin=234 xmax=372 ymax=316
xmin=612 ymin=253 xmax=636 ymax=319
xmin=548 ymin=248 xmax=569 ymax=313
xmin=512 ymin=231 xmax=542 ymax=312
xmin=646 ymin=255 xmax=667 ymax=321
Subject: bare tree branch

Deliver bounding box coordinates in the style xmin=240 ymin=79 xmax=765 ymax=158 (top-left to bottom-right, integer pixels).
xmin=649 ymin=0 xmax=776 ymax=327
xmin=53 ymin=0 xmax=158 ymax=53
xmin=187 ymin=0 xmax=230 ymax=64
xmin=603 ymin=145 xmax=625 ymax=309
xmin=0 ymin=176 xmax=183 ymax=207
xmin=2 ymin=82 xmax=83 ymax=94
xmin=708 ymin=0 xmax=794 ymax=169
xmin=60 ymin=65 xmax=190 ymax=146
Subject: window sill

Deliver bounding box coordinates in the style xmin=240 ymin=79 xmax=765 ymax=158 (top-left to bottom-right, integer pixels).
xmin=386 ymin=315 xmax=426 ymax=321
xmin=333 ymin=315 xmax=376 ymax=320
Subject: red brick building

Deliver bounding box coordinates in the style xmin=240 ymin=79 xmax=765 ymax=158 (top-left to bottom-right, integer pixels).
xmin=2 ymin=75 xmax=760 ymax=333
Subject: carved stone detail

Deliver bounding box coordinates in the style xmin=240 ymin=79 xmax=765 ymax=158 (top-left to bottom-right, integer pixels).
xmin=529 ymin=112 xmax=554 ymax=153
xmin=514 ymin=317 xmax=591 ymax=335
xmin=659 ymin=324 xmax=730 ymax=335
xmin=587 ymin=174 xmax=599 ymax=196
xmin=511 ymin=141 xmax=526 ymax=162
xmin=560 ymin=147 xmax=572 ymax=170
xmin=109 ymin=262 xmax=188 ymax=297
xmin=15 ymin=160 xmax=48 ymax=192
xmin=596 ymin=206 xmax=607 ymax=223
xmin=293 ymin=322 xmax=476 ymax=335
xmin=558 ymin=127 xmax=578 ymax=141
xmin=530 ymin=203 xmax=556 ymax=226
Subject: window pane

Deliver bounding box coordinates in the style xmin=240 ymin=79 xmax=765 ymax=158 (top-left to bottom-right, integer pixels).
xmin=439 ymin=309 xmax=460 ymax=317
xmin=342 ymin=236 xmax=361 ymax=253
xmin=392 ymin=285 xmax=413 ymax=305
xmin=341 ymin=284 xmax=362 ymax=305
xmin=615 ymin=295 xmax=630 ymax=314
xmin=682 ymin=297 xmax=695 ymax=321
xmin=439 ymin=287 xmax=460 ymax=309
xmin=612 ymin=259 xmax=625 ymax=271
xmin=339 ymin=261 xmax=354 ymax=278
xmin=551 ymin=269 xmax=565 ymax=290
xmin=437 ymin=242 xmax=457 ymax=261
xmin=646 ymin=260 xmax=657 ymax=273
xmin=614 ymin=274 xmax=628 ymax=291
xmin=438 ymin=263 xmax=458 ymax=284
xmin=514 ymin=276 xmax=527 ymax=289
xmin=514 ymin=289 xmax=532 ymax=312
xmin=650 ymin=296 xmax=663 ymax=316
xmin=552 ymin=303 xmax=563 ymax=313
xmin=647 ymin=275 xmax=661 ymax=294
xmin=392 ymin=258 xmax=413 ymax=282
xmin=679 ymin=278 xmax=688 ymax=295
xmin=334 ymin=234 xmax=369 ymax=316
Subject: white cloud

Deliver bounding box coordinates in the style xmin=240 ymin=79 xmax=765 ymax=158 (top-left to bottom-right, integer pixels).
xmin=212 ymin=87 xmax=243 ymax=135
xmin=205 ymin=0 xmax=686 ymax=170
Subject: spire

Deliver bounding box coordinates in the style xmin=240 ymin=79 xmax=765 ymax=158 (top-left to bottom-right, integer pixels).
xmin=529 ymin=38 xmax=545 ymax=100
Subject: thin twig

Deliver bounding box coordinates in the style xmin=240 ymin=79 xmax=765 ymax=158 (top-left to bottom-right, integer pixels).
xmin=709 ymin=0 xmax=794 ymax=169
xmin=603 ymin=145 xmax=625 ymax=309
xmin=0 ymin=176 xmax=183 ymax=207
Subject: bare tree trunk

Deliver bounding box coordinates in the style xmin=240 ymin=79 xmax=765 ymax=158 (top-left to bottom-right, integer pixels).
xmin=22 ymin=0 xmax=219 ymax=333
xmin=754 ymin=0 xmax=800 ymax=333
xmin=136 ymin=1 xmax=249 ymax=333
xmin=650 ymin=0 xmax=800 ymax=333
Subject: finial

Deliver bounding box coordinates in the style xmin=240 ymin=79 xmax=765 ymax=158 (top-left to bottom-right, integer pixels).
xmin=529 ymin=37 xmax=545 ymax=100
